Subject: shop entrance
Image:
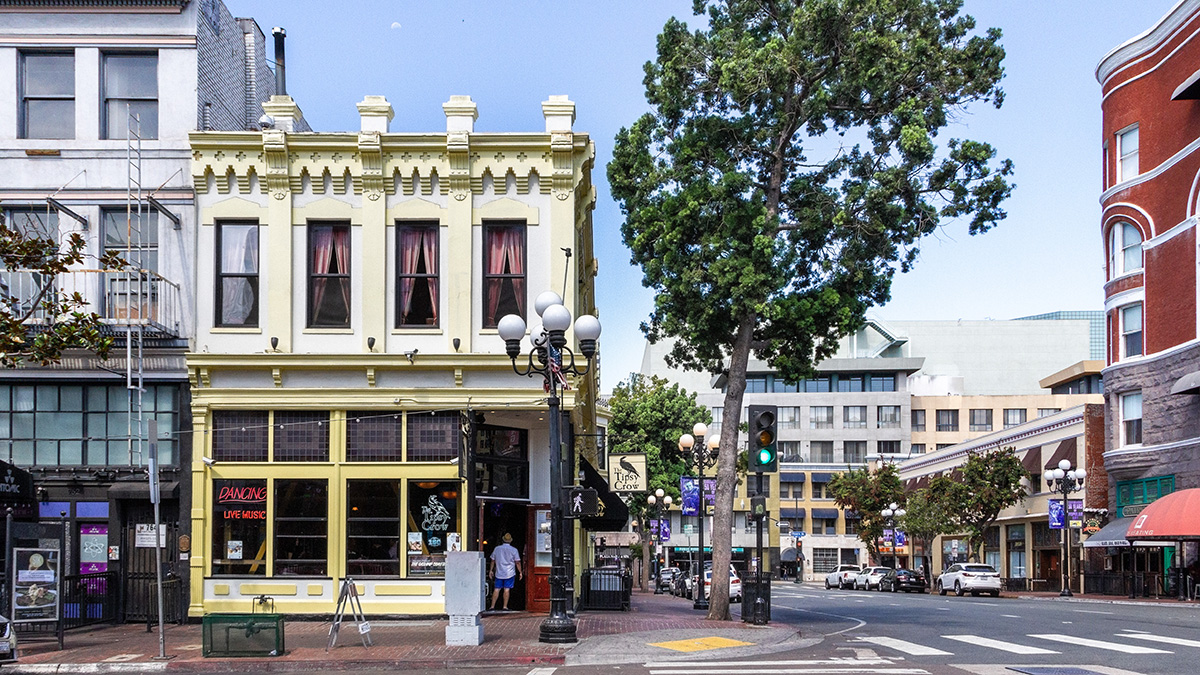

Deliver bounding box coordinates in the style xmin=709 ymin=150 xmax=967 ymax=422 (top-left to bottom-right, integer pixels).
xmin=479 ymin=500 xmax=529 ymax=611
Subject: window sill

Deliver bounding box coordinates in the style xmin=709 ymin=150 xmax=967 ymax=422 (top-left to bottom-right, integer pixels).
xmin=211 ymin=327 xmax=263 ymax=334
xmin=392 ymin=327 xmax=443 ymax=335
xmin=302 ymin=328 xmax=354 ymax=334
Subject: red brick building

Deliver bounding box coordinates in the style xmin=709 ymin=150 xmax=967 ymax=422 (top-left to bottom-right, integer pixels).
xmin=1097 ymin=0 xmax=1200 ymax=578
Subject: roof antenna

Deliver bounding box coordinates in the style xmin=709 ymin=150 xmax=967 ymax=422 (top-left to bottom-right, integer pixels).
xmin=560 ymin=247 xmax=572 ymax=298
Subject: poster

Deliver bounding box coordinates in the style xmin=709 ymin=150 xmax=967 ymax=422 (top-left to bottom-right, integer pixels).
xmin=536 ymin=509 xmax=551 ymax=554
xmin=135 ymin=523 xmax=166 ymax=548
xmin=79 ymin=524 xmax=108 ymax=575
xmin=447 ymin=532 xmax=461 ymax=552
xmin=227 ymin=540 xmax=244 ymax=560
xmin=407 ymin=532 xmax=424 ymax=553
xmin=659 ymin=518 xmax=671 ymax=542
xmin=1067 ymin=499 xmax=1084 ymax=528
xmin=679 ymin=477 xmax=717 ymax=516
xmin=1048 ymin=500 xmax=1065 ymax=530
xmin=13 ymin=548 xmax=60 ymax=623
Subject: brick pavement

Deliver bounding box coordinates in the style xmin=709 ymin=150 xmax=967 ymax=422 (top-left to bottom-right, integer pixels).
xmin=9 ymin=590 xmax=774 ymax=672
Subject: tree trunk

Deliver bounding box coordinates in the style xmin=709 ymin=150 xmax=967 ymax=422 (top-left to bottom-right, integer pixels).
xmin=708 ymin=314 xmax=757 ymax=621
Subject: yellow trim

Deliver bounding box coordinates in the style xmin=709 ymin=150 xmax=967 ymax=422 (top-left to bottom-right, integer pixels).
xmin=239 ymin=584 xmax=298 ymax=596
xmin=213 ymin=584 xmax=230 ymax=596
xmin=307 ymin=584 xmax=324 ymax=596
xmin=374 ymin=584 xmax=433 ymax=597
xmin=471 ymin=198 xmax=540 ymax=226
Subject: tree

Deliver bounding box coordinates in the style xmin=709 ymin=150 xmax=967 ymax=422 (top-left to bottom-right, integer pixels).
xmin=900 ymin=485 xmax=956 ymax=578
xmin=609 ymin=0 xmax=1011 ymax=619
xmin=829 ymin=463 xmax=904 ymax=563
xmin=607 ymin=374 xmax=711 ymax=590
xmin=940 ymin=447 xmax=1027 ymax=562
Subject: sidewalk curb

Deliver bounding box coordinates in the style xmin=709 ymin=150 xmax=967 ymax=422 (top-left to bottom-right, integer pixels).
xmin=1013 ymin=594 xmax=1197 ymax=608
xmin=6 ymin=654 xmax=569 ymax=674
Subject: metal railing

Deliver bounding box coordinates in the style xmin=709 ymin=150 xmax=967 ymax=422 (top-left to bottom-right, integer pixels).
xmin=0 ymin=269 xmax=181 ymax=336
xmin=580 ymin=568 xmax=631 ymax=611
xmin=62 ymin=571 xmax=120 ymax=630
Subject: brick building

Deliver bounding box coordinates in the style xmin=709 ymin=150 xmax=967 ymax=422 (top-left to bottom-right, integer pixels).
xmin=1097 ymin=0 xmax=1200 ymax=580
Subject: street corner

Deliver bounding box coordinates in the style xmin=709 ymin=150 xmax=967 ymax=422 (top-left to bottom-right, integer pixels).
xmin=649 ymin=636 xmax=756 ymax=652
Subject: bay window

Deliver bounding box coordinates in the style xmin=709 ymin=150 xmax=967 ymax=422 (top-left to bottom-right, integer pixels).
xmin=1117 ymin=125 xmax=1138 ymax=182
xmin=1108 ymin=221 xmax=1143 ymax=278
xmin=1121 ymin=303 xmax=1143 ymax=358
xmin=1121 ymin=392 xmax=1143 ymax=446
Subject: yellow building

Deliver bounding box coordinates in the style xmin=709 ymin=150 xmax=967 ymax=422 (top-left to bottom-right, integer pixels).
xmin=186 ymin=94 xmax=601 ymax=616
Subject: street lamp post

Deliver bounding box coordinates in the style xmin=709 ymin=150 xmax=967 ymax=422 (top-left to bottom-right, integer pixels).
xmin=679 ymin=425 xmax=717 ymax=611
xmin=1043 ymin=459 xmax=1086 ymax=597
xmin=648 ymin=488 xmax=673 ymax=595
xmin=880 ymin=502 xmax=906 ymax=569
xmin=497 ymin=291 xmax=602 ymax=645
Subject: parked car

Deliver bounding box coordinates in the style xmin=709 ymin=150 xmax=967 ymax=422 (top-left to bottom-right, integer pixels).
xmin=702 ymin=565 xmax=742 ymax=602
xmin=0 ymin=616 xmax=15 ymax=665
xmin=824 ymin=564 xmax=863 ymax=589
xmin=673 ymin=571 xmax=692 ymax=597
xmin=656 ymin=567 xmax=681 ymax=592
xmin=854 ymin=566 xmax=892 ymax=590
xmin=880 ymin=568 xmax=926 ymax=593
xmin=937 ymin=563 xmax=1002 ymax=597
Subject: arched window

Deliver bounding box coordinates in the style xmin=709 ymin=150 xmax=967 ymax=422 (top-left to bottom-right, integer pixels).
xmin=1108 ymin=221 xmax=1143 ymax=278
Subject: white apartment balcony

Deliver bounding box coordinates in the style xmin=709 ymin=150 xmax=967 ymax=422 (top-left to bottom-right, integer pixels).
xmin=1 ymin=268 xmax=182 ymax=337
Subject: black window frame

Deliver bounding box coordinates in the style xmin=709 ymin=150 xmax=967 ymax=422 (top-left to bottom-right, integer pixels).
xmin=395 ymin=221 xmax=440 ymax=328
xmin=214 ymin=221 xmax=260 ymax=328
xmin=481 ymin=221 xmax=526 ymax=329
xmin=306 ymin=222 xmax=352 ymax=328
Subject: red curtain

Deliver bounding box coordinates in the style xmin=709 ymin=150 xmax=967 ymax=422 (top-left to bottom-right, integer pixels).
xmin=398 ymin=228 xmax=421 ymax=322
xmin=310 ymin=226 xmax=333 ymax=317
xmin=423 ymin=228 xmax=438 ymax=322
xmin=485 ymin=226 xmax=524 ymax=323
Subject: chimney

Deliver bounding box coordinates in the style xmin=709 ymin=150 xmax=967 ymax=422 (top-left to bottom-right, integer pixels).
xmin=357 ymin=96 xmax=394 ymax=134
xmin=272 ymin=27 xmax=286 ymax=96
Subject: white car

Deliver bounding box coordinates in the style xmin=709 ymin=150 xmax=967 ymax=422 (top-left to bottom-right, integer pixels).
xmin=854 ymin=566 xmax=892 ymax=590
xmin=824 ymin=564 xmax=862 ymax=590
xmin=702 ymin=565 xmax=743 ymax=602
xmin=0 ymin=616 xmax=15 ymax=664
xmin=937 ymin=563 xmax=1002 ymax=597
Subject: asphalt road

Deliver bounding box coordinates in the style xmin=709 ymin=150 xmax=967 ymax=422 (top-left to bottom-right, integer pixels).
xmin=293 ymin=582 xmax=1200 ymax=675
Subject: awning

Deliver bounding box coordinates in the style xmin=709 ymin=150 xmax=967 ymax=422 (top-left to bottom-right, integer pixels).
xmin=1126 ymin=488 xmax=1200 ymax=540
xmin=1171 ymin=370 xmax=1200 ymax=395
xmin=1021 ymin=446 xmax=1043 ymax=474
xmin=780 ymin=547 xmax=798 ymax=562
xmin=781 ymin=472 xmax=806 ymax=483
xmin=578 ymin=456 xmax=630 ymax=531
xmin=108 ymin=480 xmax=179 ymax=500
xmin=1083 ymin=517 xmax=1133 ymax=548
xmin=1043 ymin=437 xmax=1078 ymax=470
xmin=812 ymin=508 xmax=839 ymax=519
xmin=811 ymin=473 xmax=834 ymax=483
xmin=780 ymin=507 xmax=806 ymax=519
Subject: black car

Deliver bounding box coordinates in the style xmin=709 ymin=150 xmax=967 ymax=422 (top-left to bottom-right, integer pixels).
xmin=880 ymin=568 xmax=927 ymax=593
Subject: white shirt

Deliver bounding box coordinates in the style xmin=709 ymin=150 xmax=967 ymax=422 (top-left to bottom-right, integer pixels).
xmin=490 ymin=542 xmax=521 ymax=579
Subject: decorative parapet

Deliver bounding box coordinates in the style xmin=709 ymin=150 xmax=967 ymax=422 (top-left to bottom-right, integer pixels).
xmin=262 ymin=129 xmax=289 ymax=200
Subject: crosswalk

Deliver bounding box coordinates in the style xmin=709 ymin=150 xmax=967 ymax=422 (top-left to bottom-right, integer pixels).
xmin=850 ymin=629 xmax=1195 ymax=657
xmin=645 ymin=657 xmax=929 ymax=674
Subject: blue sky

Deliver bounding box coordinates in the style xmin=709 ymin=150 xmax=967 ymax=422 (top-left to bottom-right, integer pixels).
xmin=225 ymin=0 xmax=1177 ymax=392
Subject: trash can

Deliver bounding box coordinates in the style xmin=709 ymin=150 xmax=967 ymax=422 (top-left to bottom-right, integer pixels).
xmin=741 ymin=572 xmax=771 ymax=624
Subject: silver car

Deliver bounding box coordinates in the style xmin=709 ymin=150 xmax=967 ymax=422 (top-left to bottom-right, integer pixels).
xmin=937 ymin=563 xmax=1002 ymax=597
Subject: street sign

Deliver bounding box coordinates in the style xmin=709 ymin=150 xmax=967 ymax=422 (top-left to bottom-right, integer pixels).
xmin=794 ymin=531 xmax=806 ymax=538
xmin=566 ymin=488 xmax=598 ymax=517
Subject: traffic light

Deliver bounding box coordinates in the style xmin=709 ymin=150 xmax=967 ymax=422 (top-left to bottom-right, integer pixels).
xmin=748 ymin=404 xmax=778 ymax=472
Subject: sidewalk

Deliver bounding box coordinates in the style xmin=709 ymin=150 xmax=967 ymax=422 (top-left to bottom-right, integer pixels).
xmin=6 ymin=589 xmax=813 ymax=673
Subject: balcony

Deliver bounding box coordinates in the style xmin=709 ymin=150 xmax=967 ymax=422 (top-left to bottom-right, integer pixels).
xmin=1 ymin=269 xmax=181 ymax=337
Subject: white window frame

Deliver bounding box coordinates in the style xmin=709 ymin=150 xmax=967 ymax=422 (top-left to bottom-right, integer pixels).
xmin=1121 ymin=391 xmax=1143 ymax=447
xmin=1108 ymin=221 xmax=1143 ymax=279
xmin=1121 ymin=303 xmax=1143 ymax=359
xmin=1117 ymin=124 xmax=1139 ymax=183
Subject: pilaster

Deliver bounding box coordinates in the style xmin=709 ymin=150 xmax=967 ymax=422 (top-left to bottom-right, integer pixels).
xmin=444 ymin=96 xmax=478 ymax=351
xmin=263 ymin=129 xmax=294 ymax=351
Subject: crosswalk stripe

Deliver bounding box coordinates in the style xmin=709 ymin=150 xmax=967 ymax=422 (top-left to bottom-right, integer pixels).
xmin=941 ymin=635 xmax=1059 ymax=654
xmin=648 ymin=662 xmax=926 ymax=667
xmin=648 ymin=669 xmax=928 ymax=674
xmin=526 ymin=669 xmax=557 ymax=675
xmin=1119 ymin=632 xmax=1200 ymax=648
xmin=855 ymin=636 xmax=953 ymax=656
xmin=1029 ymin=633 xmax=1173 ymax=654
xmin=646 ymin=660 xmax=894 ymax=667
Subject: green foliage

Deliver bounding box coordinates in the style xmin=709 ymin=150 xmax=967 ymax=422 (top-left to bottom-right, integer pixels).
xmin=609 ymin=0 xmax=1011 ymax=619
xmin=607 ymin=374 xmax=711 ymax=515
xmin=938 ymin=447 xmax=1028 ymax=561
xmin=900 ymin=486 xmax=955 ymax=573
xmin=0 ymin=212 xmax=118 ymax=367
xmin=829 ymin=463 xmax=904 ymax=562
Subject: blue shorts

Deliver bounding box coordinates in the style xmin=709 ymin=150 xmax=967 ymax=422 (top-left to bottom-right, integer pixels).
xmin=494 ymin=576 xmax=516 ymax=590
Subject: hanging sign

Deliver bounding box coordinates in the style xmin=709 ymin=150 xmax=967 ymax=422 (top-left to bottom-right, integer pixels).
xmin=609 ymin=453 xmax=647 ymax=492
xmin=679 ymin=477 xmax=716 ymax=516
xmin=1048 ymin=500 xmax=1065 ymax=530
xmin=1067 ymin=500 xmax=1084 ymax=528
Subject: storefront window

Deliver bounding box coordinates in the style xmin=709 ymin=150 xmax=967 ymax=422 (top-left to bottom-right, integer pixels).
xmin=212 ymin=411 xmax=268 ymax=462
xmin=475 ymin=426 xmax=528 ymax=499
xmin=274 ymin=479 xmax=327 ymax=575
xmin=346 ymin=411 xmax=403 ymax=461
xmin=407 ymin=412 xmax=458 ymax=462
xmin=273 ymin=412 xmax=329 ymax=462
xmin=406 ymin=480 xmax=460 ymax=577
xmin=346 ymin=480 xmax=400 ymax=576
xmin=212 ymin=479 xmax=267 ymax=576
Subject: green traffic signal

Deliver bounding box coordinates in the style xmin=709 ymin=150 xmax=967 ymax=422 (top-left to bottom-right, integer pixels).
xmin=748 ymin=404 xmax=779 ymax=472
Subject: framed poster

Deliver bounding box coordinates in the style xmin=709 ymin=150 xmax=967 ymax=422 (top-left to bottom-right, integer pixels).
xmin=13 ymin=548 xmax=60 ymax=623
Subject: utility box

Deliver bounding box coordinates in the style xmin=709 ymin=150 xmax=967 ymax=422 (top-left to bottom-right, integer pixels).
xmin=202 ymin=613 xmax=285 ymax=657
xmin=444 ymin=551 xmax=485 ymax=646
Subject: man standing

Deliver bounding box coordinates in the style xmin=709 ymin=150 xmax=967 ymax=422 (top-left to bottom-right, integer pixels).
xmin=488 ymin=533 xmax=522 ymax=611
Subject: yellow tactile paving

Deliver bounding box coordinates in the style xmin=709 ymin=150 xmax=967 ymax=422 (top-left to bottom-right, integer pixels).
xmin=648 ymin=636 xmax=755 ymax=652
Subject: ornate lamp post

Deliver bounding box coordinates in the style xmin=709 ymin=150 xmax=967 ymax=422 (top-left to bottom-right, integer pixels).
xmin=1043 ymin=459 xmax=1086 ymax=597
xmin=648 ymin=488 xmax=673 ymax=594
xmin=679 ymin=425 xmax=717 ymax=610
xmin=880 ymin=502 xmax=906 ymax=569
xmin=497 ymin=291 xmax=601 ymax=644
